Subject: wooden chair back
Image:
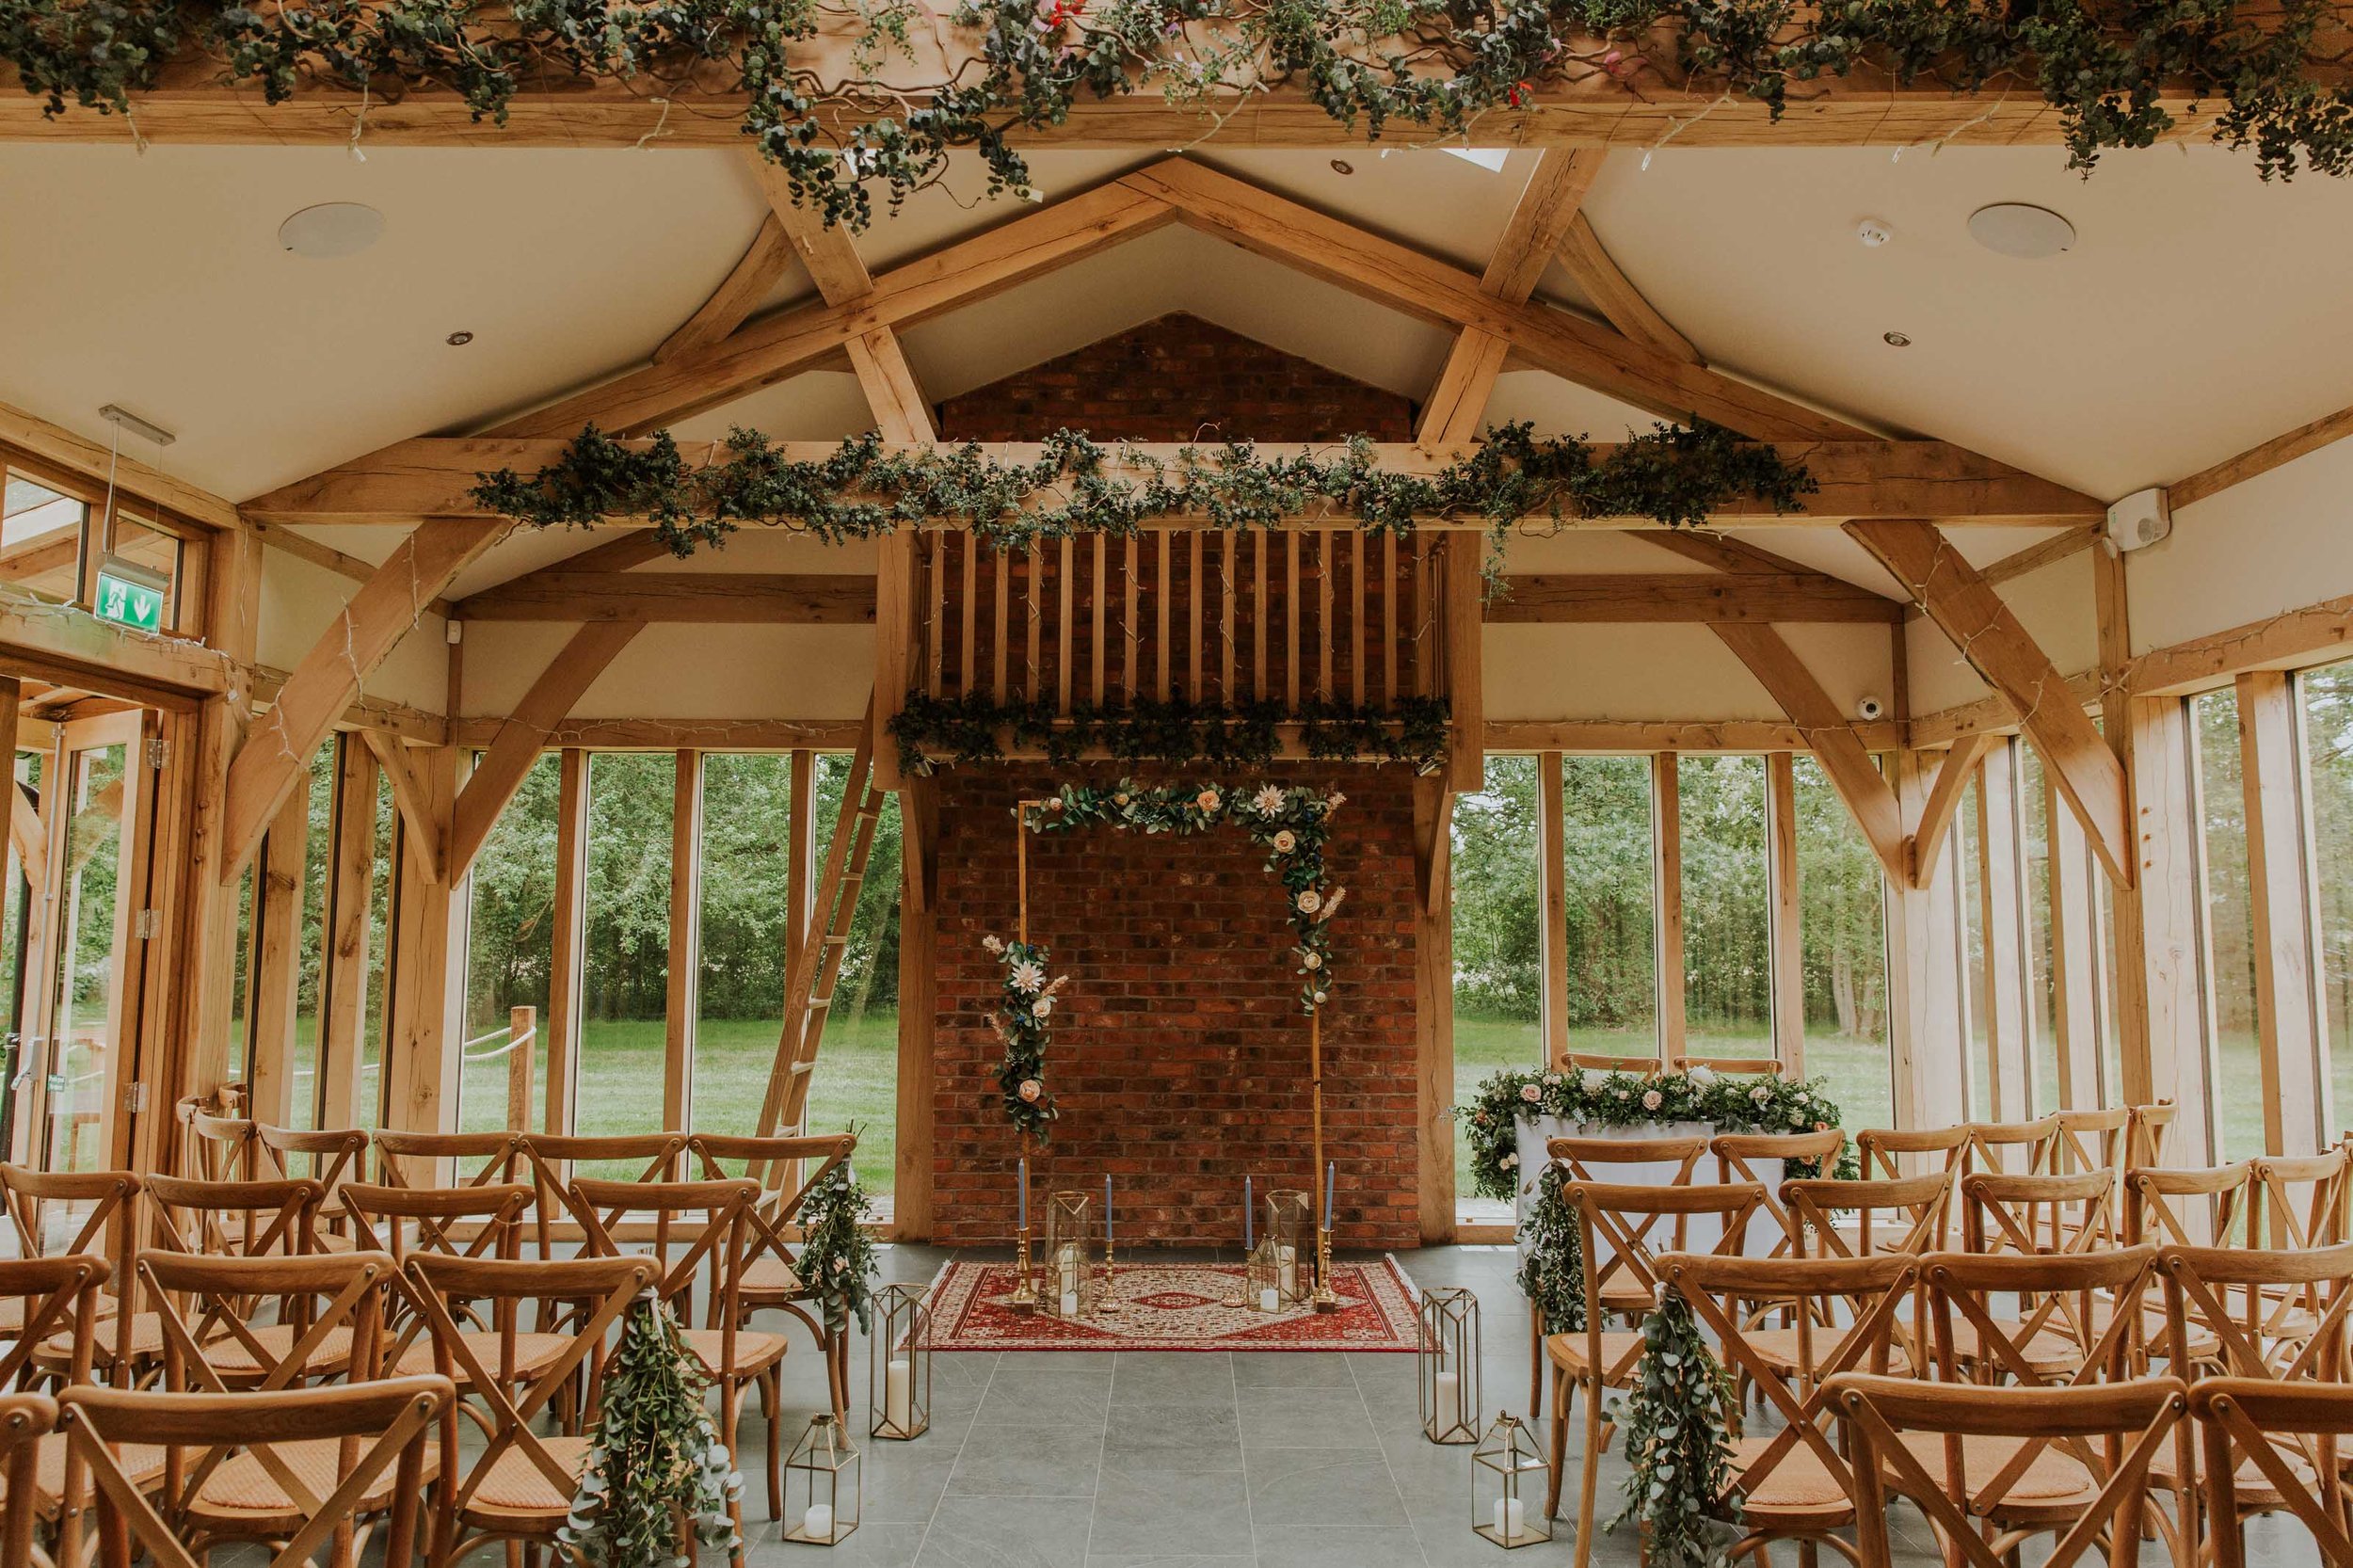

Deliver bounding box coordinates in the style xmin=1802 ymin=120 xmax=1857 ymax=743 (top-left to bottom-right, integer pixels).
xmin=182 ymin=1112 xmax=260 ymax=1182
xmin=2051 ymin=1107 xmax=2131 ymax=1176
xmin=1964 ymin=1115 xmax=2061 ymax=1176
xmin=0 ymin=1164 xmax=139 ymax=1372
xmin=405 ymin=1254 xmax=655 ymax=1539
xmin=1561 ymin=1051 xmax=1661 ymax=1074
xmin=2157 ymin=1239 xmax=2353 ymax=1384
xmin=1669 ymin=1055 xmax=1785 ymax=1078
xmin=1563 ymin=1178 xmax=1765 ymax=1384
xmin=147 ymin=1174 xmax=322 ymax=1258
xmin=136 ymin=1249 xmax=392 ymax=1398
xmin=1918 ymin=1246 xmax=2158 ymax=1390
xmin=2189 ymin=1379 xmax=2353 ymax=1568
xmin=519 ymin=1132 xmax=687 ymax=1254
xmin=370 ymin=1129 xmax=525 ymax=1191
xmin=0 ymin=1393 xmax=57 ymax=1568
xmin=1663 ymin=1252 xmax=1916 ymax=1524
xmin=1960 ymin=1168 xmax=2117 ymax=1260
xmin=2127 ymin=1100 xmax=2178 ymax=1168
xmin=571 ymin=1176 xmax=756 ymax=1369
xmin=1545 ymin=1134 xmax=1707 ymax=1188
xmin=57 ymin=1377 xmax=448 ymax=1568
xmin=2125 ymin=1160 xmax=2254 ymax=1247
xmin=1785 ymin=1169 xmax=1953 ymax=1257
xmin=1833 ymin=1371 xmax=2187 ymax=1568
xmin=1856 ymin=1123 xmax=1970 ymax=1182
xmin=1710 ymin=1129 xmax=1843 ymax=1257
xmin=2250 ymin=1147 xmax=2349 ymax=1251
xmin=688 ymin=1129 xmax=853 ymax=1208
xmin=340 ymin=1183 xmax=533 ymax=1361
xmin=0 ymin=1254 xmax=106 ymax=1395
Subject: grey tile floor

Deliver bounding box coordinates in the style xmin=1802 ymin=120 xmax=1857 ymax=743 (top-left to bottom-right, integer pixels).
xmin=730 ymin=1243 xmax=2329 ymax=1568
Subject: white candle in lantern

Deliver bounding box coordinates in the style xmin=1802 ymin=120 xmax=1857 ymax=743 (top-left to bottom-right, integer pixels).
xmin=1060 ymin=1288 xmax=1080 ymax=1316
xmin=1277 ymin=1244 xmax=1298 ymax=1295
xmin=1258 ymin=1287 xmax=1279 ymax=1313
xmin=1492 ymin=1496 xmax=1525 ymax=1542
xmin=886 ymin=1357 xmax=912 ymax=1430
xmin=1433 ymin=1370 xmax=1459 ymax=1420
xmin=804 ymin=1503 xmax=834 ymax=1539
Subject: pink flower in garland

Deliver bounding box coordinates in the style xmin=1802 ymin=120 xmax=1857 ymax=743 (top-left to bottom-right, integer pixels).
xmin=1196 ymin=789 xmax=1222 ymax=814
xmin=1018 ymin=1080 xmax=1044 ymax=1103
xmin=1641 ymin=1089 xmax=1664 ymax=1112
xmin=1520 ymin=1083 xmax=1544 ymax=1104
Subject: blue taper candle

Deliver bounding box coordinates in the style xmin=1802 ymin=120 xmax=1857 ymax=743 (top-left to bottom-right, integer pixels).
xmin=1244 ymin=1176 xmax=1253 ymax=1248
xmin=1105 ymin=1174 xmax=1113 ymax=1249
xmin=1324 ymin=1161 xmax=1336 ymax=1229
xmin=1017 ymin=1156 xmax=1027 ymax=1229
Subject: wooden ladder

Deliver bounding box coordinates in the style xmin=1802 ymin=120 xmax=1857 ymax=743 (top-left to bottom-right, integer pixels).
xmin=753 ymin=699 xmax=888 ymax=1155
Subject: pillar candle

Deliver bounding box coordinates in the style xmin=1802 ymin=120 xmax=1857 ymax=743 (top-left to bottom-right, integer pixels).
xmin=1060 ymin=1288 xmax=1079 ymax=1316
xmin=804 ymin=1503 xmax=834 ymax=1539
xmin=1258 ymin=1286 xmax=1279 ymax=1313
xmin=1433 ymin=1370 xmax=1459 ymax=1421
xmin=886 ymin=1357 xmax=912 ymax=1430
xmin=1492 ymin=1496 xmax=1524 ymax=1542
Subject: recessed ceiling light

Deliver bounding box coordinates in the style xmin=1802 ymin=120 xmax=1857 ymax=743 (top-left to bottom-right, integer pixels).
xmin=278 ymin=202 xmax=386 ymax=260
xmin=445 ymin=330 xmax=475 ymax=346
xmin=1968 ymin=202 xmax=2076 ymax=260
xmin=1882 ymin=331 xmax=1913 ymax=348
xmin=1856 ymin=217 xmax=1894 ymax=248
xmin=1329 ymin=159 xmax=1353 ymax=175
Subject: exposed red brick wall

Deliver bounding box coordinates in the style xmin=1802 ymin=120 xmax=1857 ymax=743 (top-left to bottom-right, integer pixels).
xmin=936 ymin=312 xmax=1416 ymax=444
xmin=930 ymin=766 xmax=1421 ymax=1248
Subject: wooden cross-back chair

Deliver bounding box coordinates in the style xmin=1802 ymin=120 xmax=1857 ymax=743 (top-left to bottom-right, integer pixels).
xmin=2191 ymin=1380 xmax=2353 ymax=1568
xmin=336 ymin=1182 xmax=553 ymax=1409
xmin=1857 ymin=1123 xmax=1971 ymax=1184
xmin=1712 ymin=1129 xmax=1845 ymax=1261
xmin=252 ymin=1127 xmax=369 ymax=1250
xmin=180 ymin=1112 xmax=259 ymax=1183
xmin=573 ymin=1175 xmax=786 ymax=1525
xmin=0 ymin=1255 xmax=136 ymax=1568
xmin=1892 ymin=1247 xmax=2181 ymax=1566
xmin=146 ymin=1175 xmax=321 ymax=1262
xmin=1561 ymin=1051 xmax=1661 ymax=1074
xmin=2128 ymin=1100 xmax=2179 ymax=1168
xmin=369 ymin=1130 xmax=525 ymax=1192
xmin=1959 ymin=1170 xmax=2124 ymax=1382
xmin=2126 ymin=1160 xmax=2255 ymax=1248
xmin=687 ymin=1132 xmax=856 ymax=1420
xmin=518 ymin=1132 xmax=686 ymax=1256
xmin=2052 ymin=1108 xmax=2132 ymax=1177
xmin=1836 ymin=1372 xmax=2188 ymax=1568
xmin=406 ymin=1254 xmax=654 ymax=1567
xmin=1965 ymin=1116 xmax=2062 ymax=1176
xmin=0 ymin=1167 xmax=139 ymax=1377
xmin=1526 ymin=1134 xmax=1708 ymax=1420
xmin=2154 ymin=1240 xmax=2353 ymax=1554
xmin=1544 ymin=1178 xmax=1766 ymax=1568
xmin=58 ymin=1378 xmax=446 ymax=1568
xmin=1670 ymin=1054 xmax=1785 ymax=1078
xmin=1786 ymin=1169 xmax=1953 ymax=1259
xmin=136 ymin=1250 xmax=409 ymax=1549
xmin=0 ymin=1393 xmax=58 ymax=1568
xmin=1662 ymin=1251 xmax=1918 ymax=1568
xmin=2250 ymin=1148 xmax=2349 ymax=1252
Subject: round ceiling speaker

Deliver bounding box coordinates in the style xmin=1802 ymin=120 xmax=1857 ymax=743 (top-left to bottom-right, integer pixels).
xmin=278 ymin=202 xmax=387 ymax=260
xmin=1967 ymin=202 xmax=2076 ymax=260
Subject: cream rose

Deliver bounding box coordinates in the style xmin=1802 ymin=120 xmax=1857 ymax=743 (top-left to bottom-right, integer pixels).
xmin=1032 ymin=996 xmax=1054 ymax=1017
xmin=1641 ymin=1089 xmax=1664 ymax=1112
xmin=1017 ymin=1079 xmax=1043 ymax=1103
xmin=1296 ymin=889 xmax=1321 ymax=915
xmin=1196 ymin=789 xmax=1221 ymax=813
xmin=1273 ymin=829 xmax=1297 ymax=854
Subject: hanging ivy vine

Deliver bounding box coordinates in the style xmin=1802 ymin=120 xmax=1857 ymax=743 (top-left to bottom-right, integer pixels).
xmin=888 ymin=693 xmax=1450 ymax=776
xmin=557 ymin=1298 xmax=744 ymax=1568
xmin=6 ymin=0 xmax=2353 ymax=227
xmin=470 ymin=421 xmax=1817 ymax=577
xmin=793 ymin=1152 xmax=883 ymax=1336
xmin=1606 ymin=1288 xmax=1742 ymax=1568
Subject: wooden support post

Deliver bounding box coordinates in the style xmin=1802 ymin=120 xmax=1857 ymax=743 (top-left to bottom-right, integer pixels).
xmin=1977 ymin=737 xmax=2032 ymax=1121
xmin=2047 ymin=773 xmax=2104 ymax=1111
xmin=245 ymin=787 xmax=310 ymax=1127
xmin=665 ymin=749 xmax=703 ymax=1131
xmin=2121 ymin=696 xmax=2212 ymax=1160
xmin=1654 ymin=752 xmax=1685 ymax=1061
xmin=895 ymin=781 xmax=938 ymax=1240
xmin=1767 ymin=752 xmax=1805 ymax=1074
xmin=1713 ymin=622 xmax=1907 ymax=885
xmin=385 ymin=746 xmax=462 ymax=1134
xmin=319 ymin=737 xmax=379 ymax=1129
xmin=788 ymin=750 xmax=814 ymax=978
xmin=1538 ymin=752 xmax=1569 ymax=1070
xmin=1444 ymin=535 xmax=1484 ymax=796
xmin=505 ymin=1004 xmax=536 ymax=1131
xmin=2238 ymin=669 xmax=2330 ymax=1155
xmin=545 ymin=748 xmax=590 ymax=1137
xmin=1886 ymin=751 xmax=1967 ymax=1138
xmin=1413 ymin=773 xmax=1455 ymax=1244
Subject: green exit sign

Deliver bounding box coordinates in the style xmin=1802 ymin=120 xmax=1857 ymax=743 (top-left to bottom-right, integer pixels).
xmin=93 ymin=556 xmax=168 ymax=633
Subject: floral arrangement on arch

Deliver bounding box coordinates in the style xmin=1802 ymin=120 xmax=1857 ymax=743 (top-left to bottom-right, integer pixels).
xmin=1455 ymin=1063 xmax=1857 ymax=1205
xmin=983 ymin=778 xmax=1347 ymax=1141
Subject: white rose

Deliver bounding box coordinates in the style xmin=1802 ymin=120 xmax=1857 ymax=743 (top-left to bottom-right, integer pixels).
xmin=1296 ymin=889 xmax=1321 ymax=914
xmin=1751 ymin=1085 xmax=1772 ymax=1105
xmin=1273 ymin=830 xmax=1297 ymax=854
xmin=1500 ymin=1154 xmax=1518 ymax=1170
xmin=1641 ymin=1089 xmax=1663 ymax=1112
xmin=1302 ymin=952 xmax=1322 ymax=970
xmin=1312 ymin=991 xmax=1328 ymax=1005
xmin=1032 ymin=996 xmax=1054 ymax=1018
xmin=1196 ymin=789 xmax=1221 ymax=814
xmin=1688 ymin=1065 xmax=1717 ymax=1087
xmin=983 ymin=935 xmax=1004 ymax=955
xmin=1580 ymin=1070 xmax=1609 ymax=1093
xmin=1543 ymin=1073 xmax=1561 ymax=1087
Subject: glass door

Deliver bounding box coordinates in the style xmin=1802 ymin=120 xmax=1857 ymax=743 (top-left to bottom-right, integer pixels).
xmin=35 ymin=712 xmax=140 ymax=1173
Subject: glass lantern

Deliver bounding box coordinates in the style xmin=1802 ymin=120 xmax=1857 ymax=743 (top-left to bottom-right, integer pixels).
xmin=868 ymin=1283 xmax=931 ymax=1441
xmin=1263 ymin=1188 xmax=1313 ymax=1307
xmin=1042 ymin=1190 xmax=1098 ymax=1320
xmin=781 ymin=1414 xmax=861 ymax=1545
xmin=1471 ymin=1414 xmax=1551 ymax=1548
xmin=1417 ymin=1287 xmax=1481 ymax=1443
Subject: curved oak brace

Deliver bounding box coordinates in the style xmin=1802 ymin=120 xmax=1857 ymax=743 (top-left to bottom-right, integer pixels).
xmin=1907 ymin=731 xmax=1994 ymax=890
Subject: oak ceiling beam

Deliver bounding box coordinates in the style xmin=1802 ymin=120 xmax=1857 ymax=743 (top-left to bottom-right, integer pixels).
xmin=246 ymin=436 xmax=2100 ymax=526
xmin=244 ymin=518 xmax=460 ymax=617
xmin=655 ymin=213 xmax=797 ymax=365
xmin=1907 ymin=730 xmax=1993 ymax=889
xmin=1556 ymin=211 xmax=1701 ymax=364
xmin=754 ymin=154 xmax=877 ymax=304
xmin=2169 ymin=397 xmax=2353 ymax=510
xmin=1710 ymin=620 xmax=1908 ymax=884
xmin=455 ymin=570 xmax=876 ymax=623
xmin=446 ymin=619 xmax=646 ymax=881
xmin=1847 ymin=517 xmax=2134 ymax=888
xmin=1491 ymin=572 xmax=1901 ymax=622
xmin=0 ymin=398 xmax=244 ymax=533
xmin=1122 ymin=158 xmax=1867 ymax=443
xmin=1638 ymin=527 xmax=1884 ymax=591
xmin=360 ymin=728 xmax=444 ymax=884
xmin=218 ymin=516 xmax=506 ymax=881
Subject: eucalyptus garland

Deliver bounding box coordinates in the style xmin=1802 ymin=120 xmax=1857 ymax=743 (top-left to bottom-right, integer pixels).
xmin=793 ymin=1153 xmax=882 ymax=1336
xmin=8 ymin=0 xmax=2353 ymax=231
xmin=1514 ymin=1160 xmax=1585 ymax=1333
xmin=557 ymin=1297 xmax=743 ymax=1568
xmin=1606 ymin=1288 xmax=1742 ymax=1568
xmin=984 ymin=935 xmax=1064 ymax=1139
xmin=468 ymin=422 xmax=1817 ymax=572
xmin=889 ymin=693 xmax=1450 ymax=776
xmin=1455 ymin=1063 xmax=1855 ymax=1204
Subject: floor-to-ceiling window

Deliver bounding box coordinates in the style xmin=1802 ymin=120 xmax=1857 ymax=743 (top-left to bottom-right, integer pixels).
xmin=2307 ymin=662 xmax=2353 ymax=1130
xmin=1451 ymin=755 xmax=1540 ymax=1198
xmin=285 ymin=746 xmax=334 ymax=1129
xmin=1793 ymin=756 xmax=1892 ymax=1130
xmin=458 ymin=751 xmax=558 ymax=1134
xmin=1956 ymin=776 xmax=1992 ymax=1120
xmin=1678 ymin=755 xmax=1771 ymax=1057
xmin=2020 ymin=744 xmax=2061 ymax=1114
xmin=801 ymin=755 xmax=902 ymax=1192
xmin=45 ymin=740 xmax=126 ymax=1171
xmin=575 ymin=752 xmax=674 ymax=1160
xmin=693 ymin=752 xmax=800 ymax=1144
xmin=1561 ymin=757 xmax=1659 ymax=1057
xmin=2191 ymin=690 xmax=2260 ymax=1159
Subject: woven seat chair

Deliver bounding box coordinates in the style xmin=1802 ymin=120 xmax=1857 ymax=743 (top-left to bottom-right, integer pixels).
xmin=1712 ymin=1128 xmax=1846 ymax=1263
xmin=0 ymin=1165 xmax=140 ymax=1378
xmin=338 ymin=1182 xmax=552 ymax=1400
xmin=253 ymin=1126 xmax=371 ymax=1252
xmin=0 ymin=1254 xmax=145 ymax=1568
xmin=1956 ymin=1169 xmax=2127 ymax=1382
xmin=2190 ymin=1379 xmax=2353 ymax=1568
xmin=1785 ymin=1169 xmax=1954 ymax=1259
xmin=1560 ymin=1050 xmax=1663 ymax=1074
xmin=1856 ymin=1124 xmax=1971 ymax=1185
xmin=2126 ymin=1101 xmax=2179 ymax=1169
xmin=0 ymin=1393 xmax=57 ymax=1568
xmin=687 ymin=1131 xmax=856 ymax=1419
xmin=1670 ymin=1054 xmax=1785 ymax=1078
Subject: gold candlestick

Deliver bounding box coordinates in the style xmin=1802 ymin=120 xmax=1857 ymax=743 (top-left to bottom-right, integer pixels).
xmin=1011 ymin=1222 xmax=1038 ymax=1313
xmin=1312 ymin=1225 xmax=1339 ymax=1312
xmin=1098 ymin=1239 xmax=1122 ymax=1316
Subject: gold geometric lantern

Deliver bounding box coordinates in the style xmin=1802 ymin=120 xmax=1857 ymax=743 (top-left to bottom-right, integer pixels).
xmin=867 ymin=1283 xmax=931 ymax=1441
xmin=1262 ymin=1188 xmax=1313 ymax=1307
xmin=1417 ymin=1287 xmax=1481 ymax=1444
xmin=780 ymin=1413 xmax=861 ymax=1545
xmin=1471 ymin=1414 xmax=1551 ymax=1548
xmin=1041 ymin=1190 xmax=1098 ymax=1320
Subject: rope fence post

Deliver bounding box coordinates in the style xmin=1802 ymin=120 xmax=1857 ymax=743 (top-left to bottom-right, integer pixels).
xmin=506 ymin=1005 xmax=536 ymax=1130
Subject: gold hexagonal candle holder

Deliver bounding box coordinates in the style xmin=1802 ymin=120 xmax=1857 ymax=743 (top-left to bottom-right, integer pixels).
xmin=1417 ymin=1287 xmax=1481 ymax=1444
xmin=781 ymin=1413 xmax=861 ymax=1546
xmin=868 ymin=1283 xmax=931 ymax=1441
xmin=1041 ymin=1190 xmax=1098 ymax=1320
xmin=1262 ymin=1188 xmax=1313 ymax=1307
xmin=1471 ymin=1414 xmax=1552 ymax=1548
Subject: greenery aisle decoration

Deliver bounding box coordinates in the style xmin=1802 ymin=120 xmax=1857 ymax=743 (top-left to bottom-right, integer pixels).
xmin=1513 ymin=1161 xmax=1584 ymax=1334
xmin=6 ymin=0 xmax=2350 ymax=228
xmin=889 ymin=693 xmax=1450 ymax=776
xmin=1455 ymin=1064 xmax=1856 ymax=1205
xmin=471 ymin=423 xmax=1817 ymax=572
xmin=557 ymin=1298 xmax=744 ymax=1568
xmin=1606 ymin=1288 xmax=1741 ymax=1568
xmin=794 ymin=1152 xmax=883 ymax=1336
xmin=984 ymin=936 xmax=1065 ymax=1141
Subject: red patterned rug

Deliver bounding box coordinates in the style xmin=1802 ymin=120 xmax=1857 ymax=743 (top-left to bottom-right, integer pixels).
xmin=920 ymin=1256 xmax=1421 ymax=1352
